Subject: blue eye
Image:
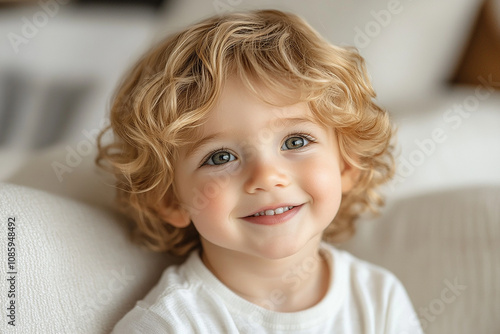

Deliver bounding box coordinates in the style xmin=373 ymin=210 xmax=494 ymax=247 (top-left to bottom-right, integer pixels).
xmin=281 ymin=136 xmax=310 ymax=150
xmin=203 ymin=151 xmax=236 ymax=166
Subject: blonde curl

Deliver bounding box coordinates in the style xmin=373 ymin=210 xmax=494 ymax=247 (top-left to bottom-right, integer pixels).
xmin=96 ymin=9 xmax=395 ymax=255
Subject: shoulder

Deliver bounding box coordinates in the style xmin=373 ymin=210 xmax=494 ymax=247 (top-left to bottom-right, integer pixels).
xmin=323 ymin=244 xmax=423 ymax=333
xmin=324 ymin=243 xmax=396 ymax=277
xmin=111 ymin=251 xmax=226 ymax=333
xmin=325 ymin=243 xmax=402 ymax=290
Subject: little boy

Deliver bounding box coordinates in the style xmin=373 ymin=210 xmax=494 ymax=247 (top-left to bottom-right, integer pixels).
xmin=98 ymin=9 xmax=423 ymax=333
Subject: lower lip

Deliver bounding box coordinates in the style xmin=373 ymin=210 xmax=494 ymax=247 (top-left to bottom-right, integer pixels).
xmin=241 ymin=205 xmax=303 ymax=226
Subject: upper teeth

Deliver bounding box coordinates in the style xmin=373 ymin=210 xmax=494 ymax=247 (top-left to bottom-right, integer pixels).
xmin=253 ymin=206 xmax=294 ymax=217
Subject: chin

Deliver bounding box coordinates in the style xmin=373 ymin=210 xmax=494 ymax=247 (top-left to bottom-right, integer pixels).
xmin=255 ymin=236 xmax=320 ymax=260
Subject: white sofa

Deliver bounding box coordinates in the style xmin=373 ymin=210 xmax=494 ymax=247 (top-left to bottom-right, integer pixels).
xmin=0 ymin=181 xmax=176 ymax=333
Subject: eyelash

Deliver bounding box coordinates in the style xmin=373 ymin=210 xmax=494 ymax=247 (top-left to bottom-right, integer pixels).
xmin=199 ymin=132 xmax=317 ymax=168
xmin=285 ymin=132 xmax=316 ymax=145
xmin=199 ymin=146 xmax=233 ymax=168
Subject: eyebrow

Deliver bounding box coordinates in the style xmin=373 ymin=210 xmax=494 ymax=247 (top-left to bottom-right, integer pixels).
xmin=184 ymin=133 xmax=224 ymax=158
xmin=183 ymin=116 xmax=317 ymax=158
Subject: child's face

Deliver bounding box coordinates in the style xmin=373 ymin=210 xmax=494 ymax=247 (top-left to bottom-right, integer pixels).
xmin=171 ymin=76 xmax=356 ymax=260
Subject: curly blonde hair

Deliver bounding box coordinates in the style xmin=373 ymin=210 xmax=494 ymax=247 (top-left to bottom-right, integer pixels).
xmin=96 ymin=9 xmax=395 ymax=256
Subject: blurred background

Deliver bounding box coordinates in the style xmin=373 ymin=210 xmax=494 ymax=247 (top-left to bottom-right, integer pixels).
xmin=1 ymin=1 xmax=500 ymax=333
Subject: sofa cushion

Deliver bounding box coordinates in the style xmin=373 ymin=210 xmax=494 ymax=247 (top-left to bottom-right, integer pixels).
xmin=339 ymin=186 xmax=500 ymax=334
xmin=0 ymin=182 xmax=179 ymax=334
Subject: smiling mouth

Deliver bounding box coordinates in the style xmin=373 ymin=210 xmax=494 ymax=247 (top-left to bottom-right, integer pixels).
xmin=242 ymin=204 xmax=303 ymax=225
xmin=250 ymin=206 xmax=296 ymax=217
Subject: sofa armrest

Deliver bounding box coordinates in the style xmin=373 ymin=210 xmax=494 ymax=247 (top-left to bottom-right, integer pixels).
xmin=0 ymin=182 xmax=178 ymax=333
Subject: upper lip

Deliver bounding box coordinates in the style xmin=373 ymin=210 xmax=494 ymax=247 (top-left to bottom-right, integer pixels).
xmin=243 ymin=203 xmax=301 ymax=217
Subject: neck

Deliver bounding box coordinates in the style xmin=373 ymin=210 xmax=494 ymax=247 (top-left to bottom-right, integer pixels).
xmin=200 ymin=237 xmax=330 ymax=312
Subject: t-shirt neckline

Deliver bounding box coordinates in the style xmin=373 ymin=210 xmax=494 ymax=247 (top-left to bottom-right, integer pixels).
xmin=183 ymin=242 xmax=347 ymax=330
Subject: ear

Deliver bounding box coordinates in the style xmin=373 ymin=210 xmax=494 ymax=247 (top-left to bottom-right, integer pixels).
xmin=340 ymin=159 xmax=360 ymax=194
xmin=157 ymin=205 xmax=191 ymax=228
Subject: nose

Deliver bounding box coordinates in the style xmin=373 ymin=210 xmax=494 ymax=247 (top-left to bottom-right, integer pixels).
xmin=244 ymin=158 xmax=290 ymax=194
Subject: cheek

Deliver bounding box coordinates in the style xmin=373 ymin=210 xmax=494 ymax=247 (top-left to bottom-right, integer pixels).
xmin=185 ymin=177 xmax=238 ymax=243
xmin=299 ymin=156 xmax=343 ymax=209
xmin=179 ymin=173 xmax=236 ymax=221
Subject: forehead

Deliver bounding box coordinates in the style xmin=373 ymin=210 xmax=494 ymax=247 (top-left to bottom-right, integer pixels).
xmin=179 ymin=76 xmax=320 ymax=159
xmin=201 ymin=76 xmax=314 ymax=133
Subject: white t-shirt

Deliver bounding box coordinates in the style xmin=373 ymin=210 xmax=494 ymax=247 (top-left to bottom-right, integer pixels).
xmin=112 ymin=243 xmax=423 ymax=333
